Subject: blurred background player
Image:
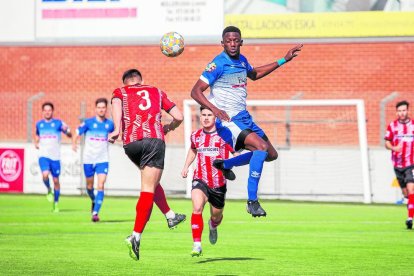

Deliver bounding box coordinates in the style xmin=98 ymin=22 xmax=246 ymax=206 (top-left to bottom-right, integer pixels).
xmin=181 ymin=106 xmax=236 ymax=257
xmin=384 ymin=100 xmax=414 ymax=229
xmin=72 ymin=98 xmax=114 ymax=222
xmin=109 ymin=69 xmax=184 ymax=260
xmin=190 ymin=25 xmax=302 ymax=217
xmin=34 ymin=102 xmax=72 ymax=212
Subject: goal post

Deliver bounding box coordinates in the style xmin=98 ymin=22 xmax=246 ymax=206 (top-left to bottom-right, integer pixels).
xmin=183 ymin=99 xmax=372 ymax=204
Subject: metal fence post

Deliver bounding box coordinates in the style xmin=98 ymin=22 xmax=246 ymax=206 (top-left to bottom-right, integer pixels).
xmin=79 ymin=101 xmax=87 ymax=195
xmin=27 ymin=92 xmax=45 ymax=142
xmin=285 ymin=92 xmax=304 ymax=148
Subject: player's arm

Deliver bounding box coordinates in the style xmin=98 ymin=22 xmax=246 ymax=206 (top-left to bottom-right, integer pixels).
xmin=163 ymin=106 xmax=184 ymax=135
xmin=60 ymin=122 xmax=72 ymax=138
xmin=385 ymin=140 xmax=402 ymax=152
xmin=109 ymin=98 xmax=122 ymax=143
xmin=248 ymin=44 xmax=303 ymax=81
xmin=181 ymin=147 xmax=197 ymax=178
xmin=191 ymin=80 xmax=230 ymax=121
xmin=34 ymin=135 xmax=40 ymax=149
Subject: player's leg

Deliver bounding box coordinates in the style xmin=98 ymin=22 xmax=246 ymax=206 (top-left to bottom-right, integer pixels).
xmin=207 ymin=185 xmax=226 ymax=245
xmin=84 ymin=164 xmax=96 ymax=212
xmin=50 ymin=160 xmax=61 ymax=212
xmin=405 ymin=166 xmax=414 ymax=229
xmin=191 ymin=181 xmax=208 ymax=257
xmin=154 ymin=184 xmax=186 ymax=229
xmin=91 ymin=162 xmax=109 ymax=222
xmin=39 ymin=157 xmax=53 ymax=201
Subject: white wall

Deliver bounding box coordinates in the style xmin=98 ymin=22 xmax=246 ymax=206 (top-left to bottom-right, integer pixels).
xmin=0 ymin=142 xmax=401 ymax=203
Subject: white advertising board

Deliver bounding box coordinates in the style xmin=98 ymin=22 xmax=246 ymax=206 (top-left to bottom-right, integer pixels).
xmin=0 ymin=0 xmax=35 ymax=42
xmin=35 ymin=0 xmax=224 ymax=40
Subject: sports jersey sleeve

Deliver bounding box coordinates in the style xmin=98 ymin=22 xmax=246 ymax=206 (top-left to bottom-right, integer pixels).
xmin=108 ymin=120 xmax=115 ymax=132
xmin=200 ymin=58 xmax=223 ymax=86
xmin=384 ymin=124 xmax=393 ymax=141
xmin=35 ymin=121 xmax=40 ymax=136
xmin=190 ymin=132 xmax=196 ymax=149
xmin=77 ymin=121 xmax=88 ymax=136
xmin=240 ymin=55 xmax=254 ymax=73
xmin=111 ymin=88 xmax=123 ymax=102
xmin=58 ymin=120 xmax=69 ymax=134
xmin=161 ymin=91 xmax=176 ymax=113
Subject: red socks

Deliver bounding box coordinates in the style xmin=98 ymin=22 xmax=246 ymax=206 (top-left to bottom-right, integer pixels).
xmin=408 ymin=194 xmax=414 ymax=219
xmin=133 ymin=192 xmax=154 ymax=233
xmin=191 ymin=213 xmax=203 ymax=242
xmin=154 ymin=184 xmax=171 ymax=214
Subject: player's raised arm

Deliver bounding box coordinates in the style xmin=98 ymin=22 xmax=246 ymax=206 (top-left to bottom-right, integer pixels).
xmin=248 ymin=44 xmax=303 ymax=81
xmin=109 ymin=98 xmax=122 ymax=143
xmin=191 ymin=79 xmax=230 ymax=121
xmin=181 ymin=147 xmax=197 ymax=178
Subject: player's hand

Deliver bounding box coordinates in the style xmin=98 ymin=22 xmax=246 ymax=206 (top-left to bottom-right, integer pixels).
xmin=212 ymin=107 xmax=230 ymax=122
xmin=34 ymin=143 xmax=39 ymax=150
xmin=393 ymin=143 xmax=403 ymax=152
xmin=284 ymin=44 xmax=303 ymax=62
xmin=108 ymin=130 xmax=120 ymax=144
xmin=181 ymin=168 xmax=188 ymax=178
xmin=72 ymin=144 xmax=77 ymax=152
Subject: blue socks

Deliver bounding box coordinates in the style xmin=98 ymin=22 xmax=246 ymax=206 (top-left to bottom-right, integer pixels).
xmin=223 ymin=151 xmax=253 ymax=169
xmin=93 ymin=190 xmax=104 ymax=214
xmin=247 ymin=150 xmax=268 ymax=201
xmin=87 ymin=188 xmax=95 ymax=201
xmin=43 ymin=178 xmax=51 ymax=190
xmin=54 ymin=189 xmax=60 ymax=203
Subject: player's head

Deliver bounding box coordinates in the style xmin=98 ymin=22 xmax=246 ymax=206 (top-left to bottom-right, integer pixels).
xmin=95 ymin=98 xmax=108 ymax=118
xmin=221 ymin=26 xmax=243 ymax=58
xmin=200 ymin=106 xmax=216 ymax=130
xmin=122 ymin=69 xmax=142 ymax=86
xmin=42 ymin=102 xmax=54 ymax=120
xmin=396 ymin=100 xmax=409 ymax=121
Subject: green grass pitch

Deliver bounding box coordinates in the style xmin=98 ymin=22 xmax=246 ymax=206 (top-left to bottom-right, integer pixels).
xmin=0 ymin=194 xmax=413 ymax=275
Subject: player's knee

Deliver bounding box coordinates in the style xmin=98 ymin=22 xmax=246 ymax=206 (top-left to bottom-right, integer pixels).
xmin=255 ymin=142 xmax=268 ymax=151
xmin=192 ymin=207 xmax=203 ymax=214
xmin=266 ymin=151 xmax=278 ymax=162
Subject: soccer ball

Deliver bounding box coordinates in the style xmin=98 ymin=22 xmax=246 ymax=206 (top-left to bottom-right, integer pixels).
xmin=160 ymin=32 xmax=185 ymax=57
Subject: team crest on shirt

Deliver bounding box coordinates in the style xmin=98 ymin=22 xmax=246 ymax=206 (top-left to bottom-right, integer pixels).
xmin=51 ymin=123 xmax=55 ymax=127
xmin=105 ymin=124 xmax=109 ymax=129
xmin=93 ymin=123 xmax=97 ymax=128
xmin=205 ymin=62 xmax=216 ymax=72
xmin=40 ymin=123 xmax=44 ymax=128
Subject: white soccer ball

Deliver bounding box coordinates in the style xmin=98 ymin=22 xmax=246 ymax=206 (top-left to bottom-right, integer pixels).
xmin=160 ymin=32 xmax=185 ymax=57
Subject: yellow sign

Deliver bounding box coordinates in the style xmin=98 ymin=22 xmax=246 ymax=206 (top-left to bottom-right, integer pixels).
xmin=392 ymin=178 xmax=400 ymax=188
xmin=225 ymin=11 xmax=414 ymax=38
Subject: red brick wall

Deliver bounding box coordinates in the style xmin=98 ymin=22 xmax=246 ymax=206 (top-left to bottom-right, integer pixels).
xmin=0 ymin=42 xmax=412 ymax=146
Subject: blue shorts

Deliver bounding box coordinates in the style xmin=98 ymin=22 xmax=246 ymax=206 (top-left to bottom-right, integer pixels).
xmin=83 ymin=162 xmax=109 ymax=178
xmin=38 ymin=157 xmax=61 ymax=177
xmin=216 ymin=110 xmax=266 ymax=151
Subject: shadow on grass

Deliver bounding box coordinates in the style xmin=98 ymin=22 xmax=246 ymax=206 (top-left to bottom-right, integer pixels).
xmin=197 ymin=257 xmax=263 ymax=264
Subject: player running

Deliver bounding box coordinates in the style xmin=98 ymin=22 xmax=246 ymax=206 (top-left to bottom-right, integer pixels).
xmin=109 ymin=69 xmax=184 ymax=260
xmin=72 ymin=98 xmax=114 ymax=222
xmin=34 ymin=102 xmax=72 ymax=212
xmin=182 ymin=106 xmax=236 ymax=257
xmin=384 ymin=100 xmax=414 ymax=229
xmin=190 ymin=25 xmax=302 ymax=217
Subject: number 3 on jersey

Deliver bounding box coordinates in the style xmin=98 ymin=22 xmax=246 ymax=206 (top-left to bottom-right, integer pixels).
xmin=137 ymin=90 xmax=152 ymax=110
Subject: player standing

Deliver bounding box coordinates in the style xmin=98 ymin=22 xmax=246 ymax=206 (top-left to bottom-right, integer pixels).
xmin=72 ymin=98 xmax=114 ymax=222
xmin=384 ymin=100 xmax=414 ymax=229
xmin=182 ymin=106 xmax=236 ymax=257
xmin=190 ymin=26 xmax=302 ymax=217
xmin=34 ymin=102 xmax=72 ymax=212
xmin=109 ymin=69 xmax=184 ymax=260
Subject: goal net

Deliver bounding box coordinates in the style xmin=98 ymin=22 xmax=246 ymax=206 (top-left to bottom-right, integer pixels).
xmin=183 ymin=99 xmax=371 ymax=203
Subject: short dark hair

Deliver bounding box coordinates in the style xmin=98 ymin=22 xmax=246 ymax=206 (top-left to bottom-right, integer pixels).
xmin=222 ymin=26 xmax=241 ymax=38
xmin=95 ymin=98 xmax=108 ymax=106
xmin=42 ymin=102 xmax=54 ymax=111
xmin=200 ymin=106 xmax=212 ymax=112
xmin=122 ymin=69 xmax=142 ymax=83
xmin=396 ymin=100 xmax=409 ymax=109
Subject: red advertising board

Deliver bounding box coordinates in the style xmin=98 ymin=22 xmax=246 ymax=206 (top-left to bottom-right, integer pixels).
xmin=0 ymin=148 xmax=24 ymax=193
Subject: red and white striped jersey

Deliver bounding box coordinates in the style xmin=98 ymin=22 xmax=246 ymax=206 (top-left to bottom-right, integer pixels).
xmin=385 ymin=119 xmax=414 ymax=168
xmin=191 ymin=129 xmax=234 ymax=188
xmin=112 ymin=84 xmax=176 ymax=146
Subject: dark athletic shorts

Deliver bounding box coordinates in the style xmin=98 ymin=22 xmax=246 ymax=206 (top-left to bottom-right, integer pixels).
xmin=191 ymin=179 xmax=227 ymax=209
xmin=124 ymin=138 xmax=165 ymax=170
xmin=394 ymin=165 xmax=414 ymax=189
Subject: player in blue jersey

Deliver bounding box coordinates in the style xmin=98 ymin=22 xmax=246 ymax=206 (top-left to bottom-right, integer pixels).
xmin=72 ymin=98 xmax=114 ymax=222
xmin=191 ymin=26 xmax=302 ymax=217
xmin=35 ymin=102 xmax=72 ymax=212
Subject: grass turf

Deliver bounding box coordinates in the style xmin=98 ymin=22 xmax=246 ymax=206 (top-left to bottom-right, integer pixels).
xmin=0 ymin=194 xmax=412 ymax=275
